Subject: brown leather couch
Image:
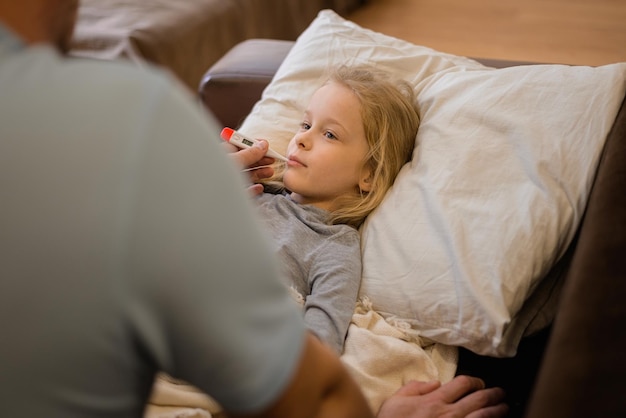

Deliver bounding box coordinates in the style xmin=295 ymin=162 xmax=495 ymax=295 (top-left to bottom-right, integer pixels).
xmin=199 ymin=39 xmax=626 ymax=418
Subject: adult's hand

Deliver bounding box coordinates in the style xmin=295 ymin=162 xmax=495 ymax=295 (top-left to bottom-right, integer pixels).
xmin=222 ymin=140 xmax=275 ymax=195
xmin=377 ymin=375 xmax=508 ymax=418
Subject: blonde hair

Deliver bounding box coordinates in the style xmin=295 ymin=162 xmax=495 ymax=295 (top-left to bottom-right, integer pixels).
xmin=268 ymin=65 xmax=420 ymax=229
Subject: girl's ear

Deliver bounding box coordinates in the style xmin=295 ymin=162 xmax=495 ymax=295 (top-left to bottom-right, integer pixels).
xmin=359 ymin=168 xmax=373 ymax=193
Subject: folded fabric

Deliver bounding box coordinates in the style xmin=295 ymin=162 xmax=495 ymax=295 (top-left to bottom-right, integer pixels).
xmin=144 ymin=373 xmax=221 ymax=418
xmin=341 ymin=298 xmax=458 ymax=414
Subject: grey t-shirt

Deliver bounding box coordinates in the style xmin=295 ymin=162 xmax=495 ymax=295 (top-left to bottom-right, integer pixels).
xmin=255 ymin=192 xmax=362 ymax=354
xmin=0 ymin=25 xmax=304 ymax=417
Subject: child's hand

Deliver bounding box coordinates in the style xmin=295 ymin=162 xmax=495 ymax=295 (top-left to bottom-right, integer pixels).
xmin=222 ymin=139 xmax=275 ymax=196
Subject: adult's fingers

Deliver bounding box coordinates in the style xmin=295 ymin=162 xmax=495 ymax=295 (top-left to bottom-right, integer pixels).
xmin=464 ymin=388 xmax=509 ymax=418
xmin=392 ymin=380 xmax=442 ymax=397
xmin=465 ymin=395 xmax=509 ymax=418
xmin=456 ymin=386 xmax=508 ymax=418
xmin=247 ymin=183 xmax=265 ymax=197
xmin=221 ymin=141 xmax=239 ymax=154
xmin=246 ymin=165 xmax=275 ymax=183
xmin=434 ymin=375 xmax=486 ymax=403
xmin=228 ymin=139 xmax=272 ymax=169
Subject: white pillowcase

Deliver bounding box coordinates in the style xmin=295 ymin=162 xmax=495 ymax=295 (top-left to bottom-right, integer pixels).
xmin=239 ymin=9 xmax=626 ymax=356
xmin=239 ymin=10 xmax=486 ymax=155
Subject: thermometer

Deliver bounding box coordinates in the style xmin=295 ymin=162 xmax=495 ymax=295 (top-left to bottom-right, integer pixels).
xmin=220 ymin=127 xmax=288 ymax=162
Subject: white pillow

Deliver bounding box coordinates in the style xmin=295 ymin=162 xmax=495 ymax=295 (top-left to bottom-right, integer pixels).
xmin=240 ymin=9 xmax=626 ymax=356
xmin=239 ymin=10 xmax=486 ymax=155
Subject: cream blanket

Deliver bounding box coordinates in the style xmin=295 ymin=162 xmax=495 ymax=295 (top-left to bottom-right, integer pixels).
xmin=145 ymin=295 xmax=457 ymax=417
xmin=341 ymin=298 xmax=457 ymax=413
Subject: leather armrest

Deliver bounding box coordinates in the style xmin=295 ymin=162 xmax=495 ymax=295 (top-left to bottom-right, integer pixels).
xmin=525 ymin=92 xmax=626 ymax=418
xmin=199 ymin=39 xmax=293 ymax=129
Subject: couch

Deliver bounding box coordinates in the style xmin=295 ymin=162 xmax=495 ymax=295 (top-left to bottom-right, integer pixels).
xmin=198 ymin=33 xmax=626 ymax=418
xmin=70 ymin=0 xmax=366 ymax=91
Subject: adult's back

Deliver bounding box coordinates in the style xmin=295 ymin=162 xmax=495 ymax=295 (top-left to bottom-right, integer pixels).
xmin=0 ymin=25 xmax=305 ymax=417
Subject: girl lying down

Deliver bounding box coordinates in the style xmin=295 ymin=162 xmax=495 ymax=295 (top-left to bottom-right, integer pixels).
xmin=243 ymin=65 xmax=420 ymax=354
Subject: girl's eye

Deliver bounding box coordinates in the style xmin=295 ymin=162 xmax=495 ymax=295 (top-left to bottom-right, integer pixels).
xmin=300 ymin=122 xmax=311 ymax=131
xmin=325 ymin=131 xmax=337 ymax=140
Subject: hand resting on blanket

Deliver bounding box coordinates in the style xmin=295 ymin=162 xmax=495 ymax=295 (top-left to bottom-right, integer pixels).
xmin=378 ymin=376 xmax=508 ymax=418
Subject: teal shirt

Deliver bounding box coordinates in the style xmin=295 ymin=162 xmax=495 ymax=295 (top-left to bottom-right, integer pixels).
xmin=0 ymin=24 xmax=305 ymax=417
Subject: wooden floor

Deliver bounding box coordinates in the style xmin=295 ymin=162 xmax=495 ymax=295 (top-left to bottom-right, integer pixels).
xmin=347 ymin=0 xmax=626 ymax=66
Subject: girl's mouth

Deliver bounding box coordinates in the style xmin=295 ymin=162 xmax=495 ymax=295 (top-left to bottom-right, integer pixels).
xmin=287 ymin=156 xmax=306 ymax=167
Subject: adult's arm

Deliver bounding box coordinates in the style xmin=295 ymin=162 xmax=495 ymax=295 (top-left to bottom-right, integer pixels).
xmin=232 ymin=334 xmax=375 ymax=418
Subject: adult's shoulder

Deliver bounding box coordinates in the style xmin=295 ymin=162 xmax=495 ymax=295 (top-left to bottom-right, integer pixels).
xmin=8 ymin=45 xmax=198 ymax=122
xmin=64 ymin=47 xmax=181 ymax=92
xmin=5 ymin=44 xmax=220 ymax=148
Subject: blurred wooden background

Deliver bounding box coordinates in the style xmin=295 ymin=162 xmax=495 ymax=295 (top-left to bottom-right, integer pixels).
xmin=348 ymin=0 xmax=626 ymax=65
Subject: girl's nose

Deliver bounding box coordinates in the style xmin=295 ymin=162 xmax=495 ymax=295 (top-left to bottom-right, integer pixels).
xmin=295 ymin=131 xmax=311 ymax=149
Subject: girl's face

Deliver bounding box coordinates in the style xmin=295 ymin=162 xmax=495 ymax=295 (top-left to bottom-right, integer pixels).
xmin=284 ymin=81 xmax=372 ymax=211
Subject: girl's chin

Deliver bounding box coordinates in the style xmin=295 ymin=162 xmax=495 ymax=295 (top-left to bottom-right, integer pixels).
xmin=282 ymin=178 xmax=303 ymax=195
